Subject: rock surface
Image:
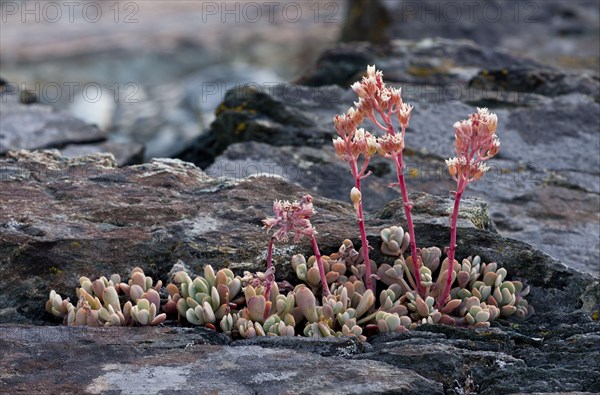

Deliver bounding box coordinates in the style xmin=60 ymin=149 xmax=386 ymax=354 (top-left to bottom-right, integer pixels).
xmin=340 ymin=0 xmax=600 ymax=72
xmin=60 ymin=141 xmax=145 ymax=167
xmin=0 ymin=325 xmax=443 ymax=395
xmin=0 ymin=84 xmax=145 ymax=166
xmin=0 ymin=151 xmax=598 ymax=394
xmin=0 ymin=85 xmax=107 ymax=153
xmin=360 ymin=322 xmax=600 ymax=394
xmin=180 ymin=39 xmax=600 ymax=276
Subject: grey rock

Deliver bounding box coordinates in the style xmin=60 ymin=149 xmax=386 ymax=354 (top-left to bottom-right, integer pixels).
xmin=360 ymin=323 xmax=600 ymax=394
xmin=338 ymin=0 xmax=600 ymax=72
xmin=68 ymin=86 xmax=117 ymax=131
xmin=232 ymin=335 xmax=371 ymax=357
xmin=0 ymin=325 xmax=442 ymax=395
xmin=0 ymin=84 xmax=146 ymax=167
xmin=0 ymin=94 xmax=108 ymax=155
xmin=296 ymin=38 xmax=547 ymax=87
xmin=60 ymin=141 xmax=145 ymax=167
xmin=177 ymin=84 xmax=351 ymax=169
xmin=0 ymin=151 xmax=598 ymax=394
xmin=1 ymin=1 xmax=341 ymax=160
xmin=181 ymin=62 xmax=283 ymax=126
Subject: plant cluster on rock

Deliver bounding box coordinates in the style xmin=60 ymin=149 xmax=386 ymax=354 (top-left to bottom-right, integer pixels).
xmin=45 ymin=66 xmax=532 ymax=339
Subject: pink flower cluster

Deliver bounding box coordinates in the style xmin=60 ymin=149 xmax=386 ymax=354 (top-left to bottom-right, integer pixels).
xmin=332 ymin=66 xmax=415 ymax=164
xmin=262 ymin=195 xmax=316 ymax=243
xmin=262 ymin=194 xmax=330 ymax=296
xmin=332 ymin=127 xmax=378 ymax=163
xmin=350 ymin=66 xmax=412 ymax=126
xmin=351 ymin=65 xmax=413 ymax=132
xmin=446 ymin=108 xmax=500 ymax=190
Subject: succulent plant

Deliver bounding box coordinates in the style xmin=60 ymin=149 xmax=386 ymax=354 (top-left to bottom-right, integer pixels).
xmin=45 ymin=222 xmax=532 ymax=337
xmin=375 ymin=311 xmax=411 ymax=333
xmin=45 ymin=290 xmax=73 ymax=318
xmin=119 ymin=267 xmax=162 ymax=302
xmin=78 ymin=273 xmax=121 ymax=300
xmin=163 ymin=283 xmax=181 ymax=315
xmin=405 ymin=292 xmax=442 ymax=326
xmin=380 ymin=226 xmax=410 ymax=257
xmin=239 ymin=284 xmax=271 ymax=324
xmin=173 ymin=265 xmax=242 ymax=327
xmin=292 ymin=253 xmax=347 ymax=290
xmin=378 ymin=236 xmax=533 ymax=328
xmin=219 ymin=313 xmax=237 ymax=335
xmin=291 ymin=239 xmax=379 ymax=303
xmin=45 ymin=267 xmax=169 ymax=327
xmin=294 ymin=284 xmax=374 ymax=342
xmin=235 ymin=317 xmax=266 ymax=338
xmin=263 ymin=314 xmax=295 ymax=336
xmin=131 ymin=298 xmax=166 ymax=326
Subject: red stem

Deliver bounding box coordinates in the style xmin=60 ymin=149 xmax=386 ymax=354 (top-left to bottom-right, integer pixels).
xmin=264 ymin=237 xmax=274 ymax=301
xmin=369 ymin=111 xmax=424 ymax=295
xmin=437 ymin=190 xmax=463 ymax=307
xmin=350 ymin=160 xmax=374 ymax=293
xmin=393 ymin=152 xmax=425 ymax=295
xmin=310 ymin=235 xmax=330 ymax=296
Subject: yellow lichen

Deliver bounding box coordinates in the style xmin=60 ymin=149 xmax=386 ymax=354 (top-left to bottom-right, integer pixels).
xmin=235 ymin=122 xmax=247 ymax=135
xmin=49 ymin=266 xmax=63 ymax=275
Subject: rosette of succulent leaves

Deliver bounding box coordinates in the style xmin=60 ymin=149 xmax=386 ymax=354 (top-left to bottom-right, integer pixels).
xmin=46 ymin=227 xmax=531 ymax=338
xmin=45 ymin=65 xmax=533 ymax=340
xmin=46 ymin=267 xmax=166 ymax=326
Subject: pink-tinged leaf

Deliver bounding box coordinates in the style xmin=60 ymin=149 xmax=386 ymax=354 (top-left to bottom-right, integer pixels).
xmin=247 ymin=296 xmax=266 ymax=323
xmin=144 ymin=289 xmax=161 ymax=311
xmin=441 ymin=299 xmax=462 ymax=314
xmin=150 ymin=313 xmax=167 ymax=326
xmin=130 ymin=284 xmax=144 ymax=302
xmin=131 ymin=272 xmax=145 ymax=289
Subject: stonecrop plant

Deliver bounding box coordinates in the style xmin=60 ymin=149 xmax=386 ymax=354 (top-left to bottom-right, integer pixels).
xmin=46 ymin=66 xmax=532 ymax=339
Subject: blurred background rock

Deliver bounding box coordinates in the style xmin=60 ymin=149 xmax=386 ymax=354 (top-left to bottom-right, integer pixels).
xmin=2 ymin=0 xmax=598 ymax=158
xmin=1 ymin=0 xmax=344 ymax=158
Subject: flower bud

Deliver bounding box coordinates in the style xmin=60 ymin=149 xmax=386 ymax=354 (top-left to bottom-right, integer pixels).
xmin=367 ymin=65 xmax=376 ymax=77
xmin=398 ymin=103 xmax=413 ymax=129
xmin=487 ymin=113 xmax=498 ymax=134
xmin=350 ymin=187 xmax=362 ymax=210
xmin=332 ymin=137 xmax=348 ymax=161
xmin=365 ymin=133 xmax=379 ymax=157
xmin=473 ymin=163 xmax=489 ymax=181
xmin=446 ymin=158 xmax=458 ymax=178
xmin=388 ymin=87 xmax=403 ymax=109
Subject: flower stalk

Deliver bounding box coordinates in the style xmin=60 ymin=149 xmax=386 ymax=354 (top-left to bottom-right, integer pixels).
xmin=349 ymin=160 xmax=374 ymax=293
xmin=437 ymin=108 xmax=500 ymax=307
xmin=333 ymin=112 xmax=377 ymax=293
xmin=341 ymin=65 xmax=424 ymax=295
xmin=309 ymin=235 xmax=329 ymax=296
xmin=264 ymin=237 xmax=275 ymax=301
